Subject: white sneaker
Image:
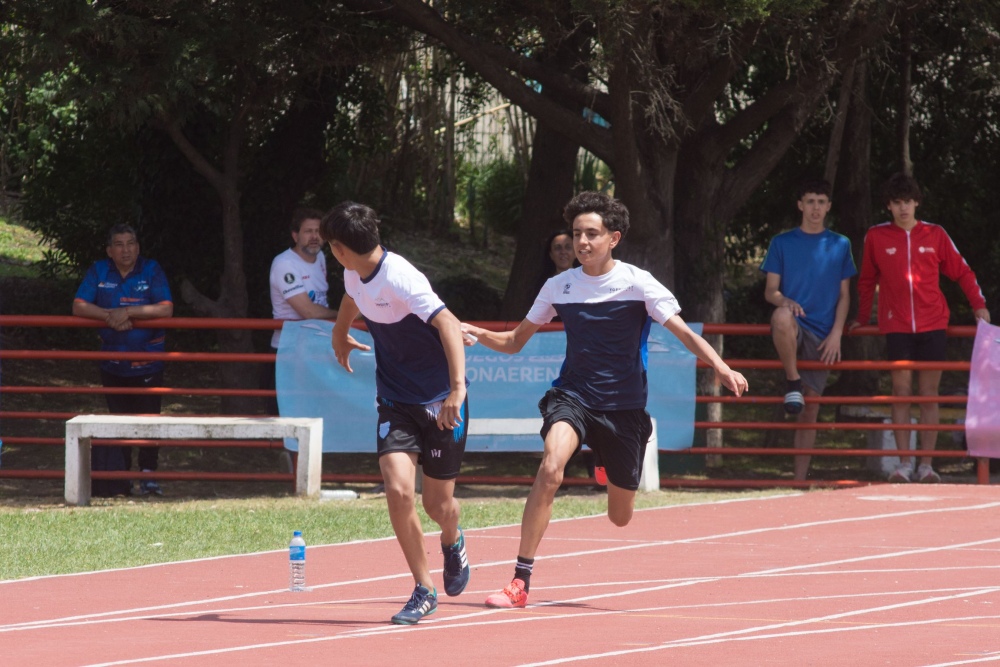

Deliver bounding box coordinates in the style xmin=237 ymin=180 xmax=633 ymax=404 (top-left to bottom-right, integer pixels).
xmin=888 ymin=464 xmax=912 ymax=483
xmin=916 ymin=464 xmax=941 ymax=483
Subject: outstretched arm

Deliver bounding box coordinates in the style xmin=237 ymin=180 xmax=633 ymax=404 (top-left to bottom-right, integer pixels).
xmin=664 ymin=315 xmax=748 ymax=396
xmin=461 ymin=318 xmax=543 ymax=354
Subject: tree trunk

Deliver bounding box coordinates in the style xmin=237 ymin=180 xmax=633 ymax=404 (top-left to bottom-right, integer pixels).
xmin=673 ymin=157 xmax=727 ymax=459
xmin=164 ymin=113 xmax=257 ymax=414
xmin=500 ymin=35 xmax=591 ymax=320
xmin=500 ymin=119 xmax=579 ymax=319
xmin=180 ymin=186 xmax=257 ymax=414
xmin=828 ymin=57 xmax=881 ymax=399
xmin=897 ymin=19 xmax=914 ymax=177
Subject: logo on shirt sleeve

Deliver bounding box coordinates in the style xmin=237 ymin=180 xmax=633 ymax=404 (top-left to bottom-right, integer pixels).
xmin=885 ymin=248 xmax=897 ymax=255
xmin=562 ymin=283 xmax=572 ymax=294
xmin=284 ymin=273 xmax=296 ymax=284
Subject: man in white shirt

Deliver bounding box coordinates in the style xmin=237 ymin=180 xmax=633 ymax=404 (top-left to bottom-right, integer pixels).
xmin=265 ymin=208 xmax=339 ymax=416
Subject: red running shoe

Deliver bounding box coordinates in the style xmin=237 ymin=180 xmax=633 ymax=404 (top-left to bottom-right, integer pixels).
xmin=485 ymin=578 xmax=528 ymax=608
xmin=594 ymin=466 xmax=608 ymax=486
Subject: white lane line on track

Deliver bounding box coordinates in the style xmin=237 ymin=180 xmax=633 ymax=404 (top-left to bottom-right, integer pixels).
xmin=922 ymin=652 xmax=1000 ymax=666
xmin=7 ymin=583 xmax=994 ymax=636
xmin=60 ymin=535 xmax=1000 ymax=664
xmin=0 ymin=492 xmax=802 ymax=587
xmin=5 ymin=499 xmax=1000 ymax=633
xmin=518 ymin=610 xmax=1000 ymax=666
xmin=74 ymin=591 xmax=1000 ymax=667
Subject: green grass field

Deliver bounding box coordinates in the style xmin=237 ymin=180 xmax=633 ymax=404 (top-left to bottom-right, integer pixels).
xmin=0 ymin=489 xmax=788 ymax=581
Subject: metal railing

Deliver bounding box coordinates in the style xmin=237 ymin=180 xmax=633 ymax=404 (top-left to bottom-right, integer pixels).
xmin=0 ymin=316 xmax=986 ymax=489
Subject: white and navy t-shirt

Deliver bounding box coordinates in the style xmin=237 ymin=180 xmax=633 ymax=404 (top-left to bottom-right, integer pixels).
xmin=269 ymin=248 xmax=330 ymax=347
xmin=344 ymin=250 xmax=455 ymax=405
xmin=526 ymin=260 xmax=681 ymax=411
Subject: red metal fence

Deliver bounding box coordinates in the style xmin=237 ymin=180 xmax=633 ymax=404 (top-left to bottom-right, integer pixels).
xmin=0 ymin=315 xmax=987 ymax=490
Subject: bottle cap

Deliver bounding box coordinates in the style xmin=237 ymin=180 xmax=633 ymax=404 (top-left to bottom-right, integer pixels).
xmin=293 ymin=530 xmax=302 ymax=536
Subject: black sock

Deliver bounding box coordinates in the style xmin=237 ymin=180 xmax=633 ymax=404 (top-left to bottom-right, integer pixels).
xmin=514 ymin=556 xmax=534 ymax=591
xmin=786 ymin=378 xmax=803 ymax=393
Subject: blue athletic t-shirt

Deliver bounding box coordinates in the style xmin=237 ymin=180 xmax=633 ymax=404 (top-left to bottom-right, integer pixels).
xmin=74 ymin=257 xmax=173 ymax=376
xmin=526 ymin=261 xmax=681 ymax=411
xmin=343 ymin=250 xmax=462 ymax=405
xmin=759 ymin=228 xmax=857 ymax=339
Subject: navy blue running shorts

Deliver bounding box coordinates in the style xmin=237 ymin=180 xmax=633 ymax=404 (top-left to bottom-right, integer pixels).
xmin=376 ymin=395 xmax=468 ymax=480
xmin=537 ymin=388 xmax=652 ymax=491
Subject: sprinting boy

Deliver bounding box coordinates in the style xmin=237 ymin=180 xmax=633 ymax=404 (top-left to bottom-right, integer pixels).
xmin=850 ymin=173 xmax=990 ymax=483
xmin=760 ymin=179 xmax=856 ymax=480
xmin=320 ymin=201 xmax=471 ymax=625
xmin=462 ymin=191 xmax=748 ymax=609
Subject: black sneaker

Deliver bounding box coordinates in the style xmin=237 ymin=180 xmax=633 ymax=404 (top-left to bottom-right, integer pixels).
xmin=390 ymin=584 xmax=437 ymax=625
xmin=442 ymin=528 xmax=470 ymax=596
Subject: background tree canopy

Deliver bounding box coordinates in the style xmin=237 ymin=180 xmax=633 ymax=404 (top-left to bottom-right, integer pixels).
xmin=2 ymin=1 xmax=998 ymax=362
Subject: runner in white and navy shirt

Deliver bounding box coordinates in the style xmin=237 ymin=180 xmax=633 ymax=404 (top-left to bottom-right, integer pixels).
xmin=528 ymin=261 xmax=681 ymax=411
xmin=321 ymin=201 xmax=471 ymax=626
xmin=463 ymin=191 xmax=749 ymax=610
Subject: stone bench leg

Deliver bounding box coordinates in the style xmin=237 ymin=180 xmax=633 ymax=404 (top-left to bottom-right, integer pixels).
xmin=638 ymin=419 xmax=660 ymax=492
xmin=65 ymin=424 xmax=91 ymax=506
xmin=294 ymin=423 xmax=323 ymax=497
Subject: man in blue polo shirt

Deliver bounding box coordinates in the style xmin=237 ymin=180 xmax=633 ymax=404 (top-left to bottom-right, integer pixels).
xmin=760 ymin=179 xmax=857 ymax=480
xmin=74 ymin=224 xmax=173 ymax=496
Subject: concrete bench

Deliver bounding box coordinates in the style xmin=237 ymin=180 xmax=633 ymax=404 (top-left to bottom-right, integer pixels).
xmin=467 ymin=417 xmax=660 ymax=491
xmin=64 ymin=415 xmax=323 ymax=506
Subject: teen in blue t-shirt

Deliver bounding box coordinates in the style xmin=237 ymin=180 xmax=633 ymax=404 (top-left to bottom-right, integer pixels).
xmin=760 ymin=179 xmax=856 ymax=480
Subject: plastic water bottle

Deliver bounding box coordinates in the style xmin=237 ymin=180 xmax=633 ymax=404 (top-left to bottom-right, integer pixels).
xmin=289 ymin=530 xmax=306 ymax=591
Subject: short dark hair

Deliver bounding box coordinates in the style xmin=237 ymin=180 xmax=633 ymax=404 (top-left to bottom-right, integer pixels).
xmin=797 ymin=179 xmax=832 ymax=200
xmin=562 ymin=191 xmax=630 ymax=237
xmin=319 ymin=201 xmax=381 ymax=254
xmin=290 ymin=207 xmax=325 ymax=234
xmin=882 ymin=172 xmax=923 ymax=205
xmin=106 ymin=223 xmax=137 ymax=246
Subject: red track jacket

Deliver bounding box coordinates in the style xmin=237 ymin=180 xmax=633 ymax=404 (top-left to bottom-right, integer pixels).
xmin=856 ymin=221 xmax=986 ymax=334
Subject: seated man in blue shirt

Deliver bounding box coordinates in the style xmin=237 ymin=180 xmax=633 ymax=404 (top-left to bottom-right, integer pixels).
xmin=73 ymin=224 xmax=173 ymax=496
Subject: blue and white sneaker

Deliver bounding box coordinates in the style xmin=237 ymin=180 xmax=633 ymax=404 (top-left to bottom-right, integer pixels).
xmin=136 ymin=479 xmax=163 ymax=496
xmin=783 ymin=390 xmax=805 ymax=415
xmin=442 ymin=527 xmax=470 ymax=596
xmin=391 ymin=584 xmax=437 ymax=625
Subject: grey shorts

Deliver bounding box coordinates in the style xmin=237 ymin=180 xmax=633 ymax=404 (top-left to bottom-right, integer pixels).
xmin=797 ymin=327 xmax=830 ymax=395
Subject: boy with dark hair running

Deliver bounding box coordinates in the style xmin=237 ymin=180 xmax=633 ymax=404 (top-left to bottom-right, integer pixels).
xmin=462 ymin=191 xmax=748 ymax=608
xmin=849 ymin=173 xmax=990 ymax=483
xmin=320 ymin=201 xmax=470 ymax=625
xmin=761 ymin=179 xmax=856 ymax=480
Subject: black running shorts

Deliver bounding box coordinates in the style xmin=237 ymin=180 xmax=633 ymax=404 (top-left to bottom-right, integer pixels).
xmin=886 ymin=330 xmax=947 ymax=362
xmin=538 ymin=388 xmax=652 ymax=491
xmin=376 ymin=396 xmax=468 ymax=480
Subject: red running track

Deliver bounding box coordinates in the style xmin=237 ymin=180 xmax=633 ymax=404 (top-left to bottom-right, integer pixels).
xmin=4 ymin=485 xmax=1000 ymax=666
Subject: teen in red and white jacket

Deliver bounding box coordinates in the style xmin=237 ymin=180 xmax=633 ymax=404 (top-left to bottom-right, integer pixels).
xmin=855 ymin=220 xmax=987 ymax=333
